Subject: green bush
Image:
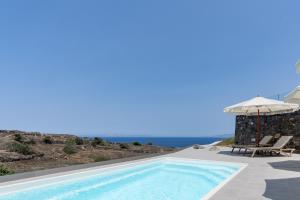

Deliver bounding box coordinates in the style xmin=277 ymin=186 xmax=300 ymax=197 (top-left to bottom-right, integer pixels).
xmin=132 ymin=141 xmax=142 ymax=146
xmin=63 ymin=139 xmax=77 ymax=154
xmin=91 ymin=137 xmax=105 ymax=147
xmin=43 ymin=136 xmax=53 ymax=144
xmin=119 ymin=143 xmax=129 ymax=149
xmin=14 ymin=134 xmax=36 ymax=145
xmin=75 ymin=137 xmax=84 ymax=145
xmin=8 ymin=142 xmax=33 ymax=155
xmin=25 ymin=138 xmax=36 ymax=145
xmin=14 ymin=134 xmax=23 ymax=143
xmin=216 ymin=137 xmax=235 ymax=146
xmin=89 ymin=154 xmax=110 ymax=162
xmin=0 ymin=165 xmax=14 ymax=176
xmin=31 ymin=132 xmax=41 ymax=136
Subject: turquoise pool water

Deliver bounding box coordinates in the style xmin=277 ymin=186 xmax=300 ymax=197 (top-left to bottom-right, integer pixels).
xmin=0 ymin=159 xmax=242 ymax=200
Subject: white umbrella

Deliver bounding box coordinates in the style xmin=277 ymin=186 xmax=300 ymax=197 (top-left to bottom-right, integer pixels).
xmin=224 ymin=96 xmax=299 ymax=145
xmin=284 ymin=86 xmax=300 ymax=104
xmin=225 ymin=97 xmax=299 ymax=115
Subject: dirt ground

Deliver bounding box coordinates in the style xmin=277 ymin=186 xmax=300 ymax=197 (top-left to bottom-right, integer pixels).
xmin=0 ymin=130 xmax=175 ymax=173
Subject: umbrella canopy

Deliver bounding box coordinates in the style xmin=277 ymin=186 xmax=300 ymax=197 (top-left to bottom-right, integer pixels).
xmin=224 ymin=96 xmax=299 ymax=146
xmin=284 ymin=86 xmax=300 ymax=104
xmin=224 ymin=96 xmax=299 ymax=116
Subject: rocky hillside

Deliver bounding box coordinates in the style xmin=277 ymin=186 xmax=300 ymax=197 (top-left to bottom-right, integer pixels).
xmin=0 ymin=130 xmax=174 ymax=175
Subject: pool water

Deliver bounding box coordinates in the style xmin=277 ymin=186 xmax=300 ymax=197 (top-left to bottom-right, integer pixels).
xmin=0 ymin=158 xmax=243 ymax=200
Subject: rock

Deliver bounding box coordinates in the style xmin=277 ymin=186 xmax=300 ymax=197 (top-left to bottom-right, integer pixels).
xmin=193 ymin=144 xmax=205 ymax=149
xmin=0 ymin=151 xmax=34 ymax=162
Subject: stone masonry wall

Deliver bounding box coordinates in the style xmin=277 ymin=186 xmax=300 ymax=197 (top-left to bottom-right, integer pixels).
xmin=235 ymin=110 xmax=300 ymax=150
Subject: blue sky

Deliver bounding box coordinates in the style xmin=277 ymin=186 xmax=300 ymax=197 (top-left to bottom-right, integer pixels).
xmin=0 ymin=1 xmax=300 ymax=137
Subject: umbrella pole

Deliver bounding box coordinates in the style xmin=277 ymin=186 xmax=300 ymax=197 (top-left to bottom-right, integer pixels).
xmin=256 ymin=109 xmax=261 ymax=146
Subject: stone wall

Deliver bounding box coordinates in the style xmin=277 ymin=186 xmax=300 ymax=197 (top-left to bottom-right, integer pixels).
xmin=235 ymin=110 xmax=300 ymax=150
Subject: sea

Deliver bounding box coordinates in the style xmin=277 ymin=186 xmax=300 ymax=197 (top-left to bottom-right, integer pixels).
xmin=102 ymin=137 xmax=223 ymax=148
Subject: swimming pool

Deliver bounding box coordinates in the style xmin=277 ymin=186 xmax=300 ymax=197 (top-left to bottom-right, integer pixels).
xmin=0 ymin=157 xmax=246 ymax=200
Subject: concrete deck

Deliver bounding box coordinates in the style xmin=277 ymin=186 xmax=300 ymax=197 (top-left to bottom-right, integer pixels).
xmin=171 ymin=146 xmax=300 ymax=200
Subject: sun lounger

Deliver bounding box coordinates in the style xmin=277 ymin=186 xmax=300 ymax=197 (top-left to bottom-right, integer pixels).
xmin=245 ymin=136 xmax=295 ymax=157
xmin=231 ymin=135 xmax=273 ymax=153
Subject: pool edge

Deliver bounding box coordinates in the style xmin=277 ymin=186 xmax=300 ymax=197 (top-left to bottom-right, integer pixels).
xmin=0 ymin=156 xmax=248 ymax=199
xmin=201 ymin=161 xmax=248 ymax=200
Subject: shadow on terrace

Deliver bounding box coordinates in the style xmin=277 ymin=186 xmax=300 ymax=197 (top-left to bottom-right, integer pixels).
xmin=263 ymin=177 xmax=300 ymax=200
xmin=269 ymin=160 xmax=300 ymax=173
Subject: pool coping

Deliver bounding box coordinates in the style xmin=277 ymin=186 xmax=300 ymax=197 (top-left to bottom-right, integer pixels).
xmin=0 ymin=151 xmax=175 ymax=184
xmin=201 ymin=159 xmax=248 ymax=200
xmin=162 ymin=157 xmax=248 ymax=200
xmin=0 ymin=156 xmax=247 ymax=199
xmin=0 ymin=156 xmax=165 ymax=195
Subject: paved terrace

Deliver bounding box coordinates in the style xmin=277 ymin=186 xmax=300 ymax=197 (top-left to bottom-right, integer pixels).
xmin=172 ymin=146 xmax=300 ymax=200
